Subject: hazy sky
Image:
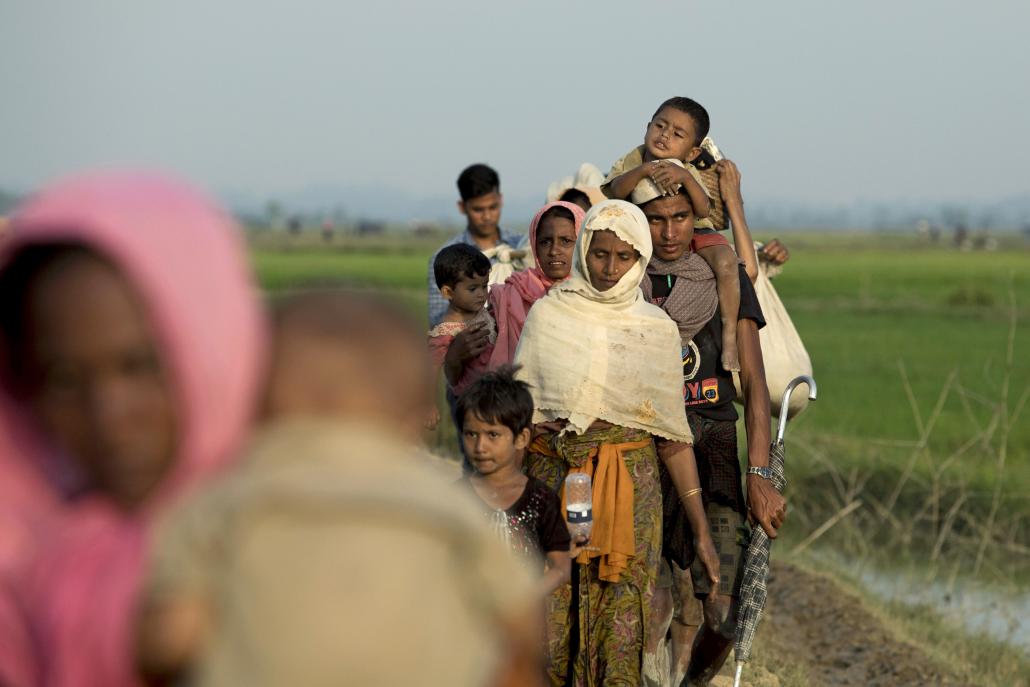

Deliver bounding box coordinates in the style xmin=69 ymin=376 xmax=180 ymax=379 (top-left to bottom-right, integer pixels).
xmin=2 ymin=0 xmax=1028 ymax=210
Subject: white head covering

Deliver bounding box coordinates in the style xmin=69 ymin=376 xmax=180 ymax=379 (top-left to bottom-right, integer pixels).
xmin=545 ymin=163 xmax=607 ymax=206
xmin=513 ymin=200 xmax=693 ymax=442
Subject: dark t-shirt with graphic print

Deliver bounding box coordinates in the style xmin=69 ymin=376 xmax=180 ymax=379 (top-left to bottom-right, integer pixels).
xmin=649 ymin=264 xmax=765 ymax=422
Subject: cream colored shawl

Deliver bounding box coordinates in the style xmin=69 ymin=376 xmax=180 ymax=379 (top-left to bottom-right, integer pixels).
xmin=514 ymin=200 xmax=693 ymax=443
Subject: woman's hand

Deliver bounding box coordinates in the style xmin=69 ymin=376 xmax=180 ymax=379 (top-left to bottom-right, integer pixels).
xmin=694 ymin=533 xmax=721 ymax=589
xmin=448 ymin=323 xmax=490 ymax=361
xmin=443 ymin=323 xmax=490 ymax=385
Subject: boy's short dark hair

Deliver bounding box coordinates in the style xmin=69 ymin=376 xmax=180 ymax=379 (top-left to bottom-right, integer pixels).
xmin=457 ymin=164 xmax=500 ymax=201
xmin=652 ymin=97 xmax=710 ymax=147
xmin=456 ymin=365 xmax=534 ymax=435
xmin=433 ymin=243 xmax=490 ymax=289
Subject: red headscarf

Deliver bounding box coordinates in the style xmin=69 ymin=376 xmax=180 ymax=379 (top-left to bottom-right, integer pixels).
xmin=488 ymin=201 xmax=585 ymax=367
xmin=0 ymin=171 xmax=266 ymax=686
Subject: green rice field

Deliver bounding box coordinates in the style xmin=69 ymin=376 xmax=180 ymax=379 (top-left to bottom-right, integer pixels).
xmin=250 ymin=229 xmax=1030 ymax=578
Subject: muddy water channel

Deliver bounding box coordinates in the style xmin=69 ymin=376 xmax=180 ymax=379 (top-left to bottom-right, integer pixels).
xmin=810 ymin=548 xmax=1030 ymax=655
xmin=856 ymin=566 xmax=1030 ymax=654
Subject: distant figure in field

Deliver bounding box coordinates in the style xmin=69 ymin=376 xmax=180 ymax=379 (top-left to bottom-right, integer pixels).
xmin=427 ymin=164 xmax=520 ymax=327
xmin=137 ymin=292 xmax=544 ymax=687
xmin=601 ymin=96 xmax=760 ymax=373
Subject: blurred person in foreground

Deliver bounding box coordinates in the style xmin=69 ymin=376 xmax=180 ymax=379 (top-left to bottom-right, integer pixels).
xmin=136 ymin=292 xmax=544 ymax=687
xmin=0 ymin=172 xmax=266 ymax=686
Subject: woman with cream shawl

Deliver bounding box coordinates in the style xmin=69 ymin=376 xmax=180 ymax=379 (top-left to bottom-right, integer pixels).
xmin=488 ymin=200 xmax=585 ymax=367
xmin=0 ymin=172 xmax=265 ymax=687
xmin=514 ymin=199 xmax=719 ymax=686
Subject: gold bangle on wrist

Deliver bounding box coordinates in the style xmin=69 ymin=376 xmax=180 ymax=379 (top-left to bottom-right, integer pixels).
xmin=680 ymin=487 xmax=703 ymax=500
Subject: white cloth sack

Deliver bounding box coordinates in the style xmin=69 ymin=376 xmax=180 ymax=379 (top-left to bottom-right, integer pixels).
xmin=482 ymin=243 xmax=530 ymax=289
xmin=734 ymin=253 xmax=813 ymax=419
xmin=545 ymin=162 xmax=606 ymax=203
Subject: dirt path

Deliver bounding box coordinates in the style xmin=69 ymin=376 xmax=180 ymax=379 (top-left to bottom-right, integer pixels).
xmin=727 ymin=562 xmax=979 ymax=687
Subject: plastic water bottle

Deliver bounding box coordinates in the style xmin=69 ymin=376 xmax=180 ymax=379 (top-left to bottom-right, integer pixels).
xmin=564 ymin=473 xmax=593 ymax=541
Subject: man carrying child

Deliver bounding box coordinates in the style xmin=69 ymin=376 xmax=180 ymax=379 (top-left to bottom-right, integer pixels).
xmin=634 ymin=166 xmax=787 ymax=685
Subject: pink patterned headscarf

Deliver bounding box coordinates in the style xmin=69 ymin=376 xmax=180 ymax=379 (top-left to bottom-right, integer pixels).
xmin=488 ymin=201 xmax=585 ymax=367
xmin=0 ymin=171 xmax=267 ymax=687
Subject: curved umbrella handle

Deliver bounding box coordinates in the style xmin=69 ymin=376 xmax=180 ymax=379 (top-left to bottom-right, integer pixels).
xmin=776 ymin=375 xmax=817 ymax=444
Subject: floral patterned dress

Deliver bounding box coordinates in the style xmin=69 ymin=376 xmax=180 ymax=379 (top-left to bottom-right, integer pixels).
xmin=526 ymin=424 xmax=663 ymax=687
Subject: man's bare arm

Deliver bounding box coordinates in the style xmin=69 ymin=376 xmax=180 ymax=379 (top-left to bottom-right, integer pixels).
xmin=737 ymin=318 xmax=786 ymax=537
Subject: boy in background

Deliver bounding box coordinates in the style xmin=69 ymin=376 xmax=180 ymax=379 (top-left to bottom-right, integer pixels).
xmin=427 ymin=164 xmax=520 ymax=327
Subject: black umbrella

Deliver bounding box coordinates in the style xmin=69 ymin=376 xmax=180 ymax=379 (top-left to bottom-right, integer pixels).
xmin=733 ymin=375 xmax=817 ymax=687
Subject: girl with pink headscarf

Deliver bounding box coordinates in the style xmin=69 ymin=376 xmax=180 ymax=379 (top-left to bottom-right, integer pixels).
xmin=488 ymin=201 xmax=585 ymax=367
xmin=0 ymin=172 xmax=266 ymax=686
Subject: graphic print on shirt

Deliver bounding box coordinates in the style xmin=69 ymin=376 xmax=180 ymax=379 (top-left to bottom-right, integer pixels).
xmin=685 ymin=376 xmax=720 ymax=406
xmin=682 ymin=341 xmax=701 ymax=381
xmin=681 ymin=340 xmax=717 ymax=405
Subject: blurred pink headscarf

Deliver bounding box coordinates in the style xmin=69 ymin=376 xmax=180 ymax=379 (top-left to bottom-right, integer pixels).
xmin=0 ymin=171 xmax=266 ymax=686
xmin=488 ymin=201 xmax=585 ymax=367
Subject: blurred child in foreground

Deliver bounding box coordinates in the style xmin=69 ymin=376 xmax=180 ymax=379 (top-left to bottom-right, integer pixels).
xmin=136 ymin=292 xmax=544 ymax=687
xmin=0 ymin=172 xmax=265 ymax=687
